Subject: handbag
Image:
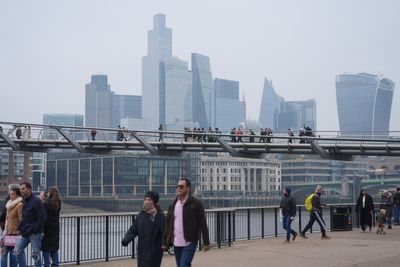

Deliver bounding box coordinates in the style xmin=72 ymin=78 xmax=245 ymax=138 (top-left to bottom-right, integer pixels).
xmin=4 ymin=235 xmax=19 ymax=247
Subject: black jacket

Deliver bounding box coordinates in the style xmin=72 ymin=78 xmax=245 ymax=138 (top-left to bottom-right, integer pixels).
xmin=18 ymin=193 xmax=45 ymax=237
xmin=163 ymin=195 xmax=210 ymax=247
xmin=311 ymin=193 xmax=324 ymax=212
xmin=280 ymin=195 xmax=296 ymax=217
xmin=122 ymin=210 xmax=166 ymax=267
xmin=41 ymin=199 xmax=61 ymax=252
xmin=355 ymin=194 xmax=374 ymax=213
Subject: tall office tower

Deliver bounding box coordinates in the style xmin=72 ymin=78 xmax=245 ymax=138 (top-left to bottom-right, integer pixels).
xmin=112 ymin=95 xmax=142 ymax=128
xmin=43 ymin=113 xmax=84 ymax=139
xmin=85 ymin=75 xmax=113 ymax=128
xmin=214 ymin=78 xmax=244 ymax=131
xmin=163 ymin=57 xmax=192 ymax=124
xmin=258 ymin=78 xmax=285 ymax=129
xmin=336 ymin=73 xmax=394 ymax=136
xmin=192 ymin=53 xmax=215 ymax=128
xmin=142 ymin=14 xmax=172 ymax=129
xmin=276 ymin=99 xmax=317 ymax=131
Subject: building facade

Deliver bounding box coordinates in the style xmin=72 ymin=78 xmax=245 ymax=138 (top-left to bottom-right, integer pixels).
xmin=214 ymin=78 xmax=245 ymax=131
xmin=43 ymin=113 xmax=84 ymax=140
xmin=192 ymin=53 xmax=215 ymax=128
xmin=277 ymin=99 xmax=317 ymax=131
xmin=142 ymin=14 xmax=172 ymax=129
xmin=199 ymin=154 xmax=281 ymax=193
xmin=258 ymin=78 xmax=285 ymax=129
xmin=112 ymin=95 xmax=142 ymax=128
xmin=46 ymin=152 xmax=198 ymax=197
xmin=336 ymin=73 xmax=394 ymax=136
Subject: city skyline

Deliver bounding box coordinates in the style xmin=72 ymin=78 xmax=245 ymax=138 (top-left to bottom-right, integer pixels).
xmin=1 ymin=0 xmax=399 ymax=131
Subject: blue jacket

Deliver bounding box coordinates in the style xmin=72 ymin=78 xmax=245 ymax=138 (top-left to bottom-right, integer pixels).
xmin=19 ymin=193 xmax=45 ymax=237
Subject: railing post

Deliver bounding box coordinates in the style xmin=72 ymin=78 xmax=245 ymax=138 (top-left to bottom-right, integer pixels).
xmin=233 ymin=211 xmax=236 ymax=242
xmin=216 ymin=211 xmax=221 ymax=248
xmin=228 ymin=211 xmax=232 ymax=246
xmin=76 ymin=217 xmax=80 ymax=265
xmin=247 ymin=209 xmax=251 ymax=240
xmin=105 ymin=216 xmax=109 ymax=262
xmin=131 ymin=215 xmax=135 ymax=258
xmin=274 ymin=207 xmax=278 ymax=237
xmin=298 ymin=206 xmax=302 ymax=233
xmin=261 ymin=208 xmax=264 ymax=238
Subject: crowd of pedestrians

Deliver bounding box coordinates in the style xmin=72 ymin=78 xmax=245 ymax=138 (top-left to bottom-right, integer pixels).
xmin=0 ymin=183 xmax=61 ymax=267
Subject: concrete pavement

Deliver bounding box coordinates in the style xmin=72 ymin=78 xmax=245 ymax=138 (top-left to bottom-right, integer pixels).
xmin=79 ymin=226 xmax=400 ymax=267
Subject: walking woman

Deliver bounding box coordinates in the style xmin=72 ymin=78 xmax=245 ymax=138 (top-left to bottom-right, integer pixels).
xmin=40 ymin=187 xmax=62 ymax=267
xmin=122 ymin=191 xmax=166 ymax=267
xmin=1 ymin=184 xmax=23 ymax=267
xmin=355 ymin=189 xmax=374 ymax=232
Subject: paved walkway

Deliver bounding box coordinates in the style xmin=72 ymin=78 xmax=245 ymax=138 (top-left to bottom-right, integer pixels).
xmin=80 ymin=227 xmax=400 ymax=267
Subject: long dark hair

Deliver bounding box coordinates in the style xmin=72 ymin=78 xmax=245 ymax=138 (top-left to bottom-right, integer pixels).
xmin=48 ymin=186 xmax=62 ymax=211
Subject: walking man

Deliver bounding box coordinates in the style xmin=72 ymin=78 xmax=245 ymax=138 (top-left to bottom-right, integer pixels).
xmin=280 ymin=188 xmax=297 ymax=243
xmin=162 ymin=178 xmax=210 ymax=267
xmin=300 ymin=185 xmax=330 ymax=239
xmin=14 ymin=182 xmax=45 ymax=267
xmin=392 ymin=187 xmax=400 ymax=225
xmin=355 ymin=189 xmax=374 ymax=232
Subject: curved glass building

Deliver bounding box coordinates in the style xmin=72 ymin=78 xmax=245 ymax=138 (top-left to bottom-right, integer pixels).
xmin=336 ymin=73 xmax=394 ymax=137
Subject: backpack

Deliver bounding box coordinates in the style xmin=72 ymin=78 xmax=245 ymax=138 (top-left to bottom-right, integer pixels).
xmin=305 ymin=193 xmax=315 ymax=212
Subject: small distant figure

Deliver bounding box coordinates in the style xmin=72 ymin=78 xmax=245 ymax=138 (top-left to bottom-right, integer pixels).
xmin=381 ymin=190 xmax=393 ymax=229
xmin=90 ymin=128 xmax=97 ymax=141
xmin=236 ymin=128 xmax=243 ymax=143
xmin=230 ymin=128 xmax=237 ymax=143
xmin=376 ymin=209 xmax=386 ymax=234
xmin=299 ymin=128 xmax=306 ymax=143
xmin=158 ymin=124 xmax=163 ymax=142
xmin=23 ymin=126 xmax=29 ymax=140
xmin=249 ymin=129 xmax=255 ymax=143
xmin=117 ymin=125 xmax=124 ymax=141
xmin=288 ymin=128 xmax=294 ymax=144
xmin=16 ymin=126 xmax=22 ymax=139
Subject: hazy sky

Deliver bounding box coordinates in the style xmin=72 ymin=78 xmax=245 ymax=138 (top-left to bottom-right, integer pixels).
xmin=1 ymin=0 xmax=399 ymax=131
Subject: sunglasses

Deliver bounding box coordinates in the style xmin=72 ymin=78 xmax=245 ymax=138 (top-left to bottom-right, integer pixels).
xmin=176 ymin=185 xmax=185 ymax=189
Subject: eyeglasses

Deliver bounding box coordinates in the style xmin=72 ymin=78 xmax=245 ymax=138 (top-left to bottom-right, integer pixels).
xmin=176 ymin=185 xmax=185 ymax=189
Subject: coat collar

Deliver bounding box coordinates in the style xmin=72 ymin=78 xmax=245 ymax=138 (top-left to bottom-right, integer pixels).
xmin=6 ymin=196 xmax=23 ymax=210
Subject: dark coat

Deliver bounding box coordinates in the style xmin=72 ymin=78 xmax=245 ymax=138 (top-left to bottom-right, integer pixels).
xmin=355 ymin=194 xmax=374 ymax=213
xmin=163 ymin=195 xmax=210 ymax=247
xmin=19 ymin=193 xmax=45 ymax=237
xmin=41 ymin=199 xmax=61 ymax=252
xmin=280 ymin=195 xmax=296 ymax=217
xmin=122 ymin=211 xmax=166 ymax=267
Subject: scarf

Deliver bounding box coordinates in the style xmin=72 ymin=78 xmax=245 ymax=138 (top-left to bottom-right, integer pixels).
xmin=143 ymin=202 xmax=158 ymax=222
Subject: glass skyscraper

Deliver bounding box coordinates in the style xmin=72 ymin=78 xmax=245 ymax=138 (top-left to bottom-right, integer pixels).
xmin=214 ymin=78 xmax=244 ymax=131
xmin=336 ymin=73 xmax=394 ymax=136
xmin=163 ymin=57 xmax=192 ymax=124
xmin=277 ymin=100 xmax=316 ymax=131
xmin=112 ymin=95 xmax=142 ymax=128
xmin=43 ymin=113 xmax=84 ymax=140
xmin=192 ymin=53 xmax=215 ymax=128
xmin=258 ymin=78 xmax=284 ymax=129
xmin=142 ymin=14 xmax=172 ymax=129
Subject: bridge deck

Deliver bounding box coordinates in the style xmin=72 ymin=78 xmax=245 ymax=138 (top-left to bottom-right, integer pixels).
xmin=80 ymin=227 xmax=400 ymax=267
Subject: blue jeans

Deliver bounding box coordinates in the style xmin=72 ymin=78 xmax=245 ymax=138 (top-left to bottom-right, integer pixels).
xmin=43 ymin=250 xmax=59 ymax=267
xmin=14 ymin=233 xmax=43 ymax=267
xmin=282 ymin=215 xmax=297 ymax=241
xmin=1 ymin=246 xmax=17 ymax=267
xmin=174 ymin=242 xmax=197 ymax=267
xmin=393 ymin=205 xmax=400 ymax=224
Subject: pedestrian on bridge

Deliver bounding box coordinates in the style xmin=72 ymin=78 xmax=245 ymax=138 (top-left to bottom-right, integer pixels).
xmin=122 ymin=191 xmax=165 ymax=267
xmin=90 ymin=128 xmax=97 ymax=141
xmin=355 ymin=189 xmax=374 ymax=232
xmin=279 ymin=188 xmax=298 ymax=243
xmin=162 ymin=178 xmax=210 ymax=267
xmin=300 ymin=185 xmax=330 ymax=239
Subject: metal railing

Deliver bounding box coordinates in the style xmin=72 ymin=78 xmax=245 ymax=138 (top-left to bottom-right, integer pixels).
xmin=18 ymin=203 xmax=380 ymax=266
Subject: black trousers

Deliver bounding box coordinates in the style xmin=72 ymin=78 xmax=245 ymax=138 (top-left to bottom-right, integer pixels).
xmin=301 ymin=211 xmax=326 ymax=236
xmin=359 ymin=209 xmax=372 ymax=230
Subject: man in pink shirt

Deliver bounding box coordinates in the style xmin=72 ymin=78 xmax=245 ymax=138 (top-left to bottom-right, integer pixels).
xmin=163 ymin=178 xmax=210 ymax=267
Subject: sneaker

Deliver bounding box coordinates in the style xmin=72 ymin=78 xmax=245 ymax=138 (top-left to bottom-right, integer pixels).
xmin=321 ymin=235 xmax=331 ymax=239
xmin=388 ymin=225 xmax=392 ymax=229
xmin=299 ymin=233 xmax=308 ymax=239
xmin=292 ymin=233 xmax=298 ymax=241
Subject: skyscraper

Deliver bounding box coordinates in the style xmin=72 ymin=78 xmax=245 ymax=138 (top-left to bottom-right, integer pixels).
xmin=214 ymin=78 xmax=244 ymax=130
xmin=142 ymin=14 xmax=172 ymax=129
xmin=336 ymin=73 xmax=394 ymax=136
xmin=112 ymin=95 xmax=142 ymax=128
xmin=43 ymin=113 xmax=84 ymax=140
xmin=277 ymin=100 xmax=316 ymax=131
xmin=192 ymin=53 xmax=215 ymax=128
xmin=258 ymin=78 xmax=284 ymax=129
xmin=85 ymin=75 xmax=113 ymax=128
xmin=163 ymin=57 xmax=192 ymax=124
